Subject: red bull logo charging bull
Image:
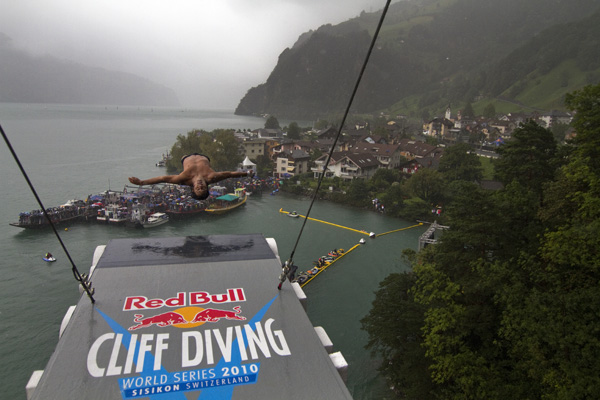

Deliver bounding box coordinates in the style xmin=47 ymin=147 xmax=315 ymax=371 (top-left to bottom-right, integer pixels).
xmin=123 ymin=289 xmax=248 ymax=331
xmin=128 ymin=306 xmax=246 ymax=330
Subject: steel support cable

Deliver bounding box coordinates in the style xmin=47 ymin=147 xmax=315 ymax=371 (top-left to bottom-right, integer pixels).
xmin=279 ymin=0 xmax=392 ymax=288
xmin=1 ymin=123 xmax=96 ymax=303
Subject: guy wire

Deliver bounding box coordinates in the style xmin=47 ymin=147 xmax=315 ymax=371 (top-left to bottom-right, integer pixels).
xmin=286 ymin=0 xmax=392 ymax=265
xmin=1 ymin=123 xmax=96 ymax=303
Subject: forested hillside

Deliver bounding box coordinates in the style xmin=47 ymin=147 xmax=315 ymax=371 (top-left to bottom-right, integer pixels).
xmin=235 ymin=0 xmax=600 ymax=119
xmin=361 ymin=83 xmax=600 ymax=399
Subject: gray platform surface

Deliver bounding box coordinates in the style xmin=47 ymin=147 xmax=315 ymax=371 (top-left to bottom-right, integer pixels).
xmin=32 ymin=234 xmax=352 ymax=400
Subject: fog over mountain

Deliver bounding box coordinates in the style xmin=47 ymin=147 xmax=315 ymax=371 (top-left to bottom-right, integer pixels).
xmin=0 ymin=33 xmax=179 ymax=107
xmin=0 ymin=0 xmax=382 ymax=108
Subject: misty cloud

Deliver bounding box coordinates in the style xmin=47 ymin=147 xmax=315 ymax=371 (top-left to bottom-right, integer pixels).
xmin=0 ymin=0 xmax=386 ymax=108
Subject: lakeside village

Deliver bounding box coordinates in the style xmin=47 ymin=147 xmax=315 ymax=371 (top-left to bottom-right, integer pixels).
xmin=10 ymin=176 xmax=279 ymax=230
xmin=12 ymin=105 xmax=573 ymax=229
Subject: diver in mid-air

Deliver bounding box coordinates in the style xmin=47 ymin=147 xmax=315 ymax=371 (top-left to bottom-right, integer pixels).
xmin=129 ymin=153 xmax=252 ymax=200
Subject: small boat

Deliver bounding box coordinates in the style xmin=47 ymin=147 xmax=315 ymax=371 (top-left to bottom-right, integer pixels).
xmin=10 ymin=206 xmax=86 ymax=229
xmin=294 ymin=273 xmax=310 ymax=284
xmin=288 ymin=211 xmax=300 ymax=218
xmin=359 ymin=238 xmax=366 ymax=244
xmin=142 ymin=212 xmax=169 ymax=228
xmin=43 ymin=255 xmax=56 ymax=262
xmin=205 ymin=188 xmax=247 ymax=214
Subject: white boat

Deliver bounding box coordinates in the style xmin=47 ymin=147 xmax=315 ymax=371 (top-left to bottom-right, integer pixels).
xmin=142 ymin=212 xmax=169 ymax=228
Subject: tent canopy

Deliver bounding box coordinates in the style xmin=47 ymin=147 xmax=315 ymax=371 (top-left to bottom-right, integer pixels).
xmin=216 ymin=194 xmax=239 ymax=201
xmin=242 ymin=156 xmax=257 ymax=167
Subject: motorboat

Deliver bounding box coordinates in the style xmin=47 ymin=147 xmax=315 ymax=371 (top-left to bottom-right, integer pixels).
xmin=43 ymin=254 xmax=56 ymax=262
xmin=142 ymin=212 xmax=169 ymax=228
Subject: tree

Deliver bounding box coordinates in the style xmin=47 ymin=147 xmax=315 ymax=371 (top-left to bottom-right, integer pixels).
xmin=286 ymin=121 xmax=301 ymax=139
xmin=166 ymin=129 xmax=210 ymax=173
xmin=462 ymin=102 xmax=475 ymax=119
xmin=483 ymin=103 xmax=496 ymax=119
xmin=370 ymin=168 xmax=401 ymax=191
xmin=565 ymin=83 xmax=600 ymax=173
xmin=165 ymin=129 xmax=242 ymax=173
xmin=411 ymin=181 xmax=539 ymax=399
xmin=254 ymin=154 xmax=274 ymax=178
xmin=550 ymin=122 xmax=570 ymax=143
xmin=378 ymin=183 xmax=405 ymax=216
xmin=310 ymin=148 xmax=322 ymax=162
xmin=406 ymin=168 xmax=445 ymax=204
xmin=264 ymin=115 xmax=280 ymax=129
xmin=498 ymin=84 xmax=600 ymax=398
xmin=211 ymin=129 xmax=242 ymax=170
xmin=500 ymin=163 xmax=600 ymax=399
xmin=437 ymin=143 xmax=483 ymax=182
xmin=494 ymin=120 xmax=558 ymax=197
xmin=345 ymin=179 xmax=371 ymax=207
xmin=361 ymin=272 xmax=433 ymax=398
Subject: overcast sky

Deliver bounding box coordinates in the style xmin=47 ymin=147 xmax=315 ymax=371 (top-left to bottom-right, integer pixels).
xmin=0 ymin=0 xmax=389 ymax=109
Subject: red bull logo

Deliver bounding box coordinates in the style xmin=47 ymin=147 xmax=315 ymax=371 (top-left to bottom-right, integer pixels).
xmin=128 ymin=312 xmax=188 ymax=330
xmin=128 ymin=307 xmax=246 ymax=330
xmin=123 ymin=288 xmax=246 ymax=311
xmin=190 ymin=306 xmax=246 ymax=323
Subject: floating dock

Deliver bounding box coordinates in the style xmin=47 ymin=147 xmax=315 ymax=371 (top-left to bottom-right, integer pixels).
xmin=297 ymin=245 xmax=360 ymax=288
xmin=27 ymin=234 xmax=352 ymax=399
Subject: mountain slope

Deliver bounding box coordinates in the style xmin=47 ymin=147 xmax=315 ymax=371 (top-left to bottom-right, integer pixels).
xmin=0 ymin=34 xmax=180 ymax=107
xmin=235 ymin=0 xmax=600 ymax=119
xmin=483 ymin=8 xmax=600 ymax=110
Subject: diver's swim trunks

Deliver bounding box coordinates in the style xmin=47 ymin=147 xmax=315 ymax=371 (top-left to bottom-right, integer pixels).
xmin=181 ymin=153 xmax=211 ymax=165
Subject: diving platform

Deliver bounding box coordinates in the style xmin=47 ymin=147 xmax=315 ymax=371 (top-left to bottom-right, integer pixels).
xmin=27 ymin=234 xmax=352 ymax=400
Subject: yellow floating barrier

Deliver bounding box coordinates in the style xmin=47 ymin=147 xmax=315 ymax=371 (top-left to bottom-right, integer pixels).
xmin=280 ymin=209 xmax=370 ymax=235
xmin=375 ymin=222 xmax=423 ymax=237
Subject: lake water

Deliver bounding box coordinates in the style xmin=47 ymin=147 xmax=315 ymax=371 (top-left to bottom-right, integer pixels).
xmin=0 ymin=103 xmax=426 ymax=399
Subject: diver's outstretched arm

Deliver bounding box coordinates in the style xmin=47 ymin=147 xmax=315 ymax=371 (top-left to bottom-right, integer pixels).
xmin=129 ymin=175 xmax=185 ymax=185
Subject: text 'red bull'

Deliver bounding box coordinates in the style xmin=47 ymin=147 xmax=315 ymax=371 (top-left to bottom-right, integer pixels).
xmin=123 ymin=289 xmax=246 ymax=311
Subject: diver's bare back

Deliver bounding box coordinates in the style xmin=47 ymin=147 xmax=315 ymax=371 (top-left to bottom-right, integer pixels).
xmin=180 ymin=155 xmax=214 ymax=185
